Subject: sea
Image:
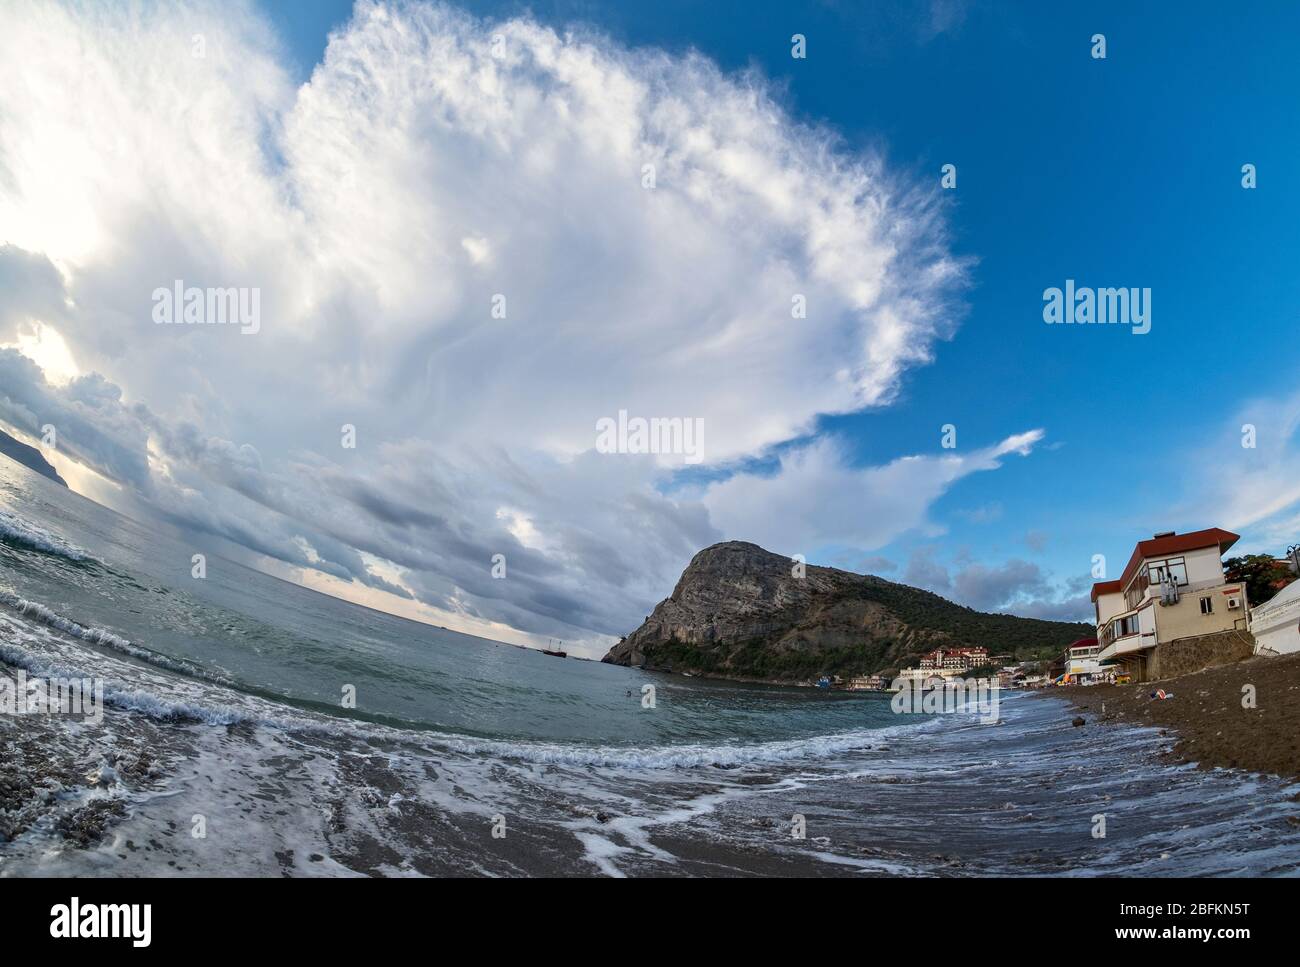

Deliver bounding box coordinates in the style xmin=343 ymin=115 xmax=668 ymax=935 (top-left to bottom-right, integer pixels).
xmin=1 ymin=455 xmax=1298 ymax=877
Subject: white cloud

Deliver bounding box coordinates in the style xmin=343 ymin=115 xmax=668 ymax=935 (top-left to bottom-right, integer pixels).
xmin=0 ymin=0 xmax=999 ymax=649
xmin=903 ymin=546 xmax=1091 ymax=621
xmin=1178 ymin=391 xmax=1300 ymax=554
xmin=700 ymin=429 xmax=1044 ymax=555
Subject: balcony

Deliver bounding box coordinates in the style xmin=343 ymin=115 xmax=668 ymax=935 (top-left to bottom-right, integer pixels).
xmin=1097 ymin=633 xmax=1154 ymax=663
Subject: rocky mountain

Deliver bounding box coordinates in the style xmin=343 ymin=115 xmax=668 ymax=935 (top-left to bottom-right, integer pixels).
xmin=602 ymin=541 xmax=1091 ymax=683
xmin=0 ymin=429 xmax=67 ymax=487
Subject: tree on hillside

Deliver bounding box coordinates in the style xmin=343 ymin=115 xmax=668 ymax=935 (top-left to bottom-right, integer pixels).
xmin=1223 ymin=554 xmax=1296 ymax=607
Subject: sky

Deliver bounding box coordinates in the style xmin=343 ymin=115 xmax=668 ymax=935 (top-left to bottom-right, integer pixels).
xmin=2 ymin=0 xmax=1299 ymax=658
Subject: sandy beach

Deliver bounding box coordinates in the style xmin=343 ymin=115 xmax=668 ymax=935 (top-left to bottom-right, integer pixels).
xmin=1060 ymin=652 xmax=1300 ymax=782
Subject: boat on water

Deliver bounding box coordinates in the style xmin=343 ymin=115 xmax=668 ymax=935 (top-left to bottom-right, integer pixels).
xmin=541 ymin=638 xmax=567 ymax=658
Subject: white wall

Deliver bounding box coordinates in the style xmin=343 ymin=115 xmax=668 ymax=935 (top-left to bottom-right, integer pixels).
xmin=1255 ymin=623 xmax=1300 ymax=655
xmin=1251 ymin=591 xmax=1300 ymax=655
xmin=1181 ymin=546 xmax=1231 ymax=588
xmin=1096 ymin=592 xmax=1125 ymax=627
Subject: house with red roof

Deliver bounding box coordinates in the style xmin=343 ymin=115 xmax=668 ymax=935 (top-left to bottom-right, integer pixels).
xmin=1051 ymin=637 xmax=1103 ymax=684
xmin=1091 ymin=528 xmax=1249 ymax=682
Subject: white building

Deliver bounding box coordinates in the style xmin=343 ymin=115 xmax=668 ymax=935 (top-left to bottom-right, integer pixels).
xmin=1249 ymin=579 xmax=1300 ymax=655
xmin=1063 ymin=639 xmax=1105 ymax=680
xmin=917 ymin=647 xmax=990 ymax=675
xmin=1092 ymin=528 xmax=1248 ymax=682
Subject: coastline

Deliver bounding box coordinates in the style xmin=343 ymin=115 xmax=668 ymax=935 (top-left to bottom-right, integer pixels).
xmin=1057 ymin=652 xmax=1300 ymax=783
xmin=6 ymin=642 xmax=1300 ymax=876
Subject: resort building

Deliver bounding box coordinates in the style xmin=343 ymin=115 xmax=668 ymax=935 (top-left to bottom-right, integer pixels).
xmin=918 ymin=646 xmax=990 ymax=675
xmin=893 ymin=647 xmax=995 ymax=687
xmin=1092 ymin=528 xmax=1249 ymax=682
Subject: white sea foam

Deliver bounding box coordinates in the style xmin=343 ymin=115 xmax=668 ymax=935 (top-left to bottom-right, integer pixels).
xmin=0 ymin=628 xmax=301 ymax=731
xmin=0 ymin=509 xmax=90 ymax=561
xmin=0 ymin=589 xmax=223 ymax=683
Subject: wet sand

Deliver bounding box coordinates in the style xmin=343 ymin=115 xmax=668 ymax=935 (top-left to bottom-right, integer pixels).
xmin=1060 ymin=652 xmax=1300 ymax=782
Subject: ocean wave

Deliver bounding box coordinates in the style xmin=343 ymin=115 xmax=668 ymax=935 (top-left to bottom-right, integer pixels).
xmin=0 ymin=509 xmax=91 ymax=562
xmin=433 ymin=715 xmax=954 ymax=770
xmin=0 ymin=589 xmax=220 ymax=682
xmin=0 ymin=628 xmax=315 ymax=734
xmin=0 ymin=597 xmax=399 ymax=737
xmin=93 ymin=686 xmax=251 ymax=726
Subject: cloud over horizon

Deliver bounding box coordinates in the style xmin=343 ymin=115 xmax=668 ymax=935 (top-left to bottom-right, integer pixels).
xmin=0 ymin=0 xmax=1045 ymax=654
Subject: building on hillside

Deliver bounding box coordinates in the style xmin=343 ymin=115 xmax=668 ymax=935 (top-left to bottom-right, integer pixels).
xmin=1249 ymin=578 xmax=1300 ymax=655
xmin=895 ymin=647 xmax=993 ymax=687
xmin=1091 ymin=528 xmax=1249 ymax=683
xmin=917 ymin=646 xmax=990 ymax=675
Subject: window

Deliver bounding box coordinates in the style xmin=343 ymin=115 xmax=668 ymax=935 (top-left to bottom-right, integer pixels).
xmin=1200 ymin=596 xmax=1214 ymax=615
xmin=1103 ymin=613 xmax=1141 ymax=645
xmin=1125 ymin=568 xmax=1150 ymax=610
xmin=1148 ymin=557 xmax=1188 ymax=587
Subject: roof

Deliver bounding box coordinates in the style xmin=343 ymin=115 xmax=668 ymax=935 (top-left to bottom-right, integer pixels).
xmin=1090 ymin=579 xmax=1121 ymax=602
xmin=1118 ymin=528 xmax=1239 ymax=591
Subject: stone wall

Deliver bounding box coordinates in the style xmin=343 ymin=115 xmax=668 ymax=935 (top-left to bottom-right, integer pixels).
xmin=1147 ymin=629 xmax=1255 ymax=680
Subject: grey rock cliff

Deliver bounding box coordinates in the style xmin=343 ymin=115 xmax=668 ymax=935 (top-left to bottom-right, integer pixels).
xmin=602 ymin=541 xmax=1090 ymax=682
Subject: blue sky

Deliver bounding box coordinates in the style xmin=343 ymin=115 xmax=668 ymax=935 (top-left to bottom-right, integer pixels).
xmin=3 ymin=0 xmax=1298 ymax=650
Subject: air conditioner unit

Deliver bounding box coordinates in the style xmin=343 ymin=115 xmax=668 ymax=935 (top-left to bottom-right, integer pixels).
xmin=1226 ymin=597 xmax=1241 ymax=610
